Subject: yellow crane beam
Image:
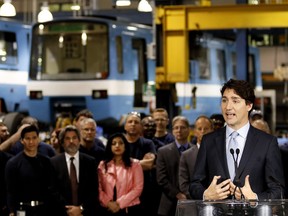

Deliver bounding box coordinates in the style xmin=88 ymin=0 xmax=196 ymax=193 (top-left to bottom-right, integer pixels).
xmin=155 ymin=4 xmax=288 ymax=84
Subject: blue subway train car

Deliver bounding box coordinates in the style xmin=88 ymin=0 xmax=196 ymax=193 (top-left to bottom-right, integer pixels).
xmin=0 ymin=17 xmax=262 ymax=129
xmin=175 ymin=33 xmax=262 ymax=123
xmin=0 ymin=19 xmax=31 ymax=114
xmin=27 ymin=17 xmax=155 ymax=125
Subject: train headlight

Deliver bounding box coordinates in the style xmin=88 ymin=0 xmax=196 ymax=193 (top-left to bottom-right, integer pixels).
xmin=92 ymin=90 xmax=108 ymax=99
xmin=29 ymin=91 xmax=43 ymax=100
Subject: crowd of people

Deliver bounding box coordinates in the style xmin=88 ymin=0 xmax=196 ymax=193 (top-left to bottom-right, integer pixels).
xmin=0 ymin=79 xmax=286 ymax=216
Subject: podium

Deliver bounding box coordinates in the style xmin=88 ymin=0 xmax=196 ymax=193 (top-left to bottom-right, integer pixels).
xmin=176 ymin=199 xmax=288 ymax=216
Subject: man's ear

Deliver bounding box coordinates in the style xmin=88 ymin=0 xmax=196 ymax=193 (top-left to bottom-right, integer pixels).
xmin=247 ymin=103 xmax=253 ymax=112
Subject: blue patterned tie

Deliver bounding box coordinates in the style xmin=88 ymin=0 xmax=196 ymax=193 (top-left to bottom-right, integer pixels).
xmin=179 ymin=145 xmax=186 ymax=154
xmin=227 ymin=131 xmax=239 ymax=180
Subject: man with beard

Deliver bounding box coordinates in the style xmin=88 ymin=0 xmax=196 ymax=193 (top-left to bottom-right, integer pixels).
xmin=50 ymin=125 xmax=98 ymax=216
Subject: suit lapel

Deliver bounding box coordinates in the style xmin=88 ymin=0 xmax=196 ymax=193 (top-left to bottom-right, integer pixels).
xmin=237 ymin=127 xmax=257 ymax=179
xmin=78 ymin=153 xmax=84 ymax=184
xmin=171 ymin=142 xmax=180 ymax=159
xmin=215 ymin=127 xmax=231 ymax=178
xmin=59 ymin=154 xmax=70 ymax=179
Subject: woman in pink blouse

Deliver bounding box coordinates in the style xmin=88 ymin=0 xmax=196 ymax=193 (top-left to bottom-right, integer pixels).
xmin=98 ymin=133 xmax=144 ymax=216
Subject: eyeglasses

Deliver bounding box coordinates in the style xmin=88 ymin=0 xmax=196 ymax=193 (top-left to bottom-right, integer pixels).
xmin=127 ymin=111 xmax=141 ymax=118
xmin=172 ymin=126 xmax=188 ymax=130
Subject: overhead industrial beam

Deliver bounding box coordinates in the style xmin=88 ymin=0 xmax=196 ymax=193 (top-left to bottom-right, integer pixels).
xmin=156 ymin=4 xmax=288 ymax=30
xmin=155 ymin=4 xmax=288 ymax=84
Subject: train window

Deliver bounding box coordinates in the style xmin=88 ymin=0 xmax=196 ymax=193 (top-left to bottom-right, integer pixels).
xmin=199 ymin=48 xmax=210 ymax=79
xmin=248 ymin=54 xmax=256 ymax=86
xmin=216 ymin=49 xmax=226 ymax=81
xmin=116 ymin=36 xmax=123 ymax=74
xmin=231 ymin=52 xmax=237 ymax=79
xmin=0 ymin=31 xmax=17 ymax=65
xmin=30 ymin=22 xmax=109 ymax=80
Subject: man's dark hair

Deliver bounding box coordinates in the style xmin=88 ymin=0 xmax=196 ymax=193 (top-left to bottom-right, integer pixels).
xmin=0 ymin=122 xmax=7 ymax=127
xmin=21 ymin=125 xmax=39 ymax=139
xmin=59 ymin=125 xmax=80 ymax=145
xmin=220 ymin=79 xmax=255 ymax=105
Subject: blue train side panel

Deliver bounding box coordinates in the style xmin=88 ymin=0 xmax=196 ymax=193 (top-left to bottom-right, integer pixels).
xmin=0 ymin=19 xmax=31 ymax=113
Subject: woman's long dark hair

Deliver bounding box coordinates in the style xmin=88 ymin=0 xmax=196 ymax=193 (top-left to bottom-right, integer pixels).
xmin=104 ymin=133 xmax=131 ymax=172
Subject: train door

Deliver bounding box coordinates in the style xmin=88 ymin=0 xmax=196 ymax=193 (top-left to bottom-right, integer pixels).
xmin=132 ymin=38 xmax=148 ymax=108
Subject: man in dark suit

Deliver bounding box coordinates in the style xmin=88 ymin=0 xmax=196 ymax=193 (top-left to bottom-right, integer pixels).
xmin=189 ymin=79 xmax=285 ymax=201
xmin=156 ymin=116 xmax=192 ymax=216
xmin=0 ymin=151 xmax=11 ymax=216
xmin=179 ymin=115 xmax=213 ymax=199
xmin=50 ymin=125 xmax=98 ymax=216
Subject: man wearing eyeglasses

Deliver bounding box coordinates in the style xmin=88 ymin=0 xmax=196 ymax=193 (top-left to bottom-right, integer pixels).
xmin=156 ymin=116 xmax=192 ymax=216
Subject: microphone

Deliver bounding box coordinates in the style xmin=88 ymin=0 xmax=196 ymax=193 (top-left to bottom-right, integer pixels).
xmin=235 ymin=148 xmax=240 ymax=163
xmin=230 ymin=148 xmax=237 ymax=179
xmin=230 ymin=148 xmax=245 ymax=200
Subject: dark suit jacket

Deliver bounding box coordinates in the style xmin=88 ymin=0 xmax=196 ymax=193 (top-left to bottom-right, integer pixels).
xmin=189 ymin=126 xmax=285 ymax=200
xmin=50 ymin=152 xmax=98 ymax=216
xmin=0 ymin=151 xmax=12 ymax=213
xmin=156 ymin=142 xmax=192 ymax=216
xmin=179 ymin=145 xmax=198 ymax=198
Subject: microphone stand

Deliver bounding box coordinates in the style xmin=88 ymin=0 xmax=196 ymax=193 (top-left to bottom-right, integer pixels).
xmin=229 ymin=148 xmax=248 ymax=215
xmin=230 ymin=148 xmax=246 ymax=201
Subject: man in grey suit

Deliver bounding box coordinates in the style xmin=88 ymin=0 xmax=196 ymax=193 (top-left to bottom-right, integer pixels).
xmin=190 ymin=79 xmax=285 ymax=201
xmin=156 ymin=116 xmax=192 ymax=216
xmin=179 ymin=115 xmax=213 ymax=198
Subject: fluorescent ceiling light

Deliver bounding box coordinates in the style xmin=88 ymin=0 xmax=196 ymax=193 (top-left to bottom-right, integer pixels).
xmin=71 ymin=4 xmax=81 ymax=11
xmin=116 ymin=0 xmax=131 ymax=6
xmin=138 ymin=0 xmax=152 ymax=12
xmin=0 ymin=0 xmax=16 ymax=17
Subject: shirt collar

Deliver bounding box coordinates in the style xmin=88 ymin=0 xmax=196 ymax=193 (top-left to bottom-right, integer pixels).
xmin=65 ymin=151 xmax=79 ymax=163
xmin=226 ymin=122 xmax=250 ymax=139
xmin=175 ymin=140 xmax=189 ymax=149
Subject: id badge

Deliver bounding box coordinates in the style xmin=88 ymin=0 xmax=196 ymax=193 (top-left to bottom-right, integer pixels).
xmin=16 ymin=210 xmax=26 ymax=216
